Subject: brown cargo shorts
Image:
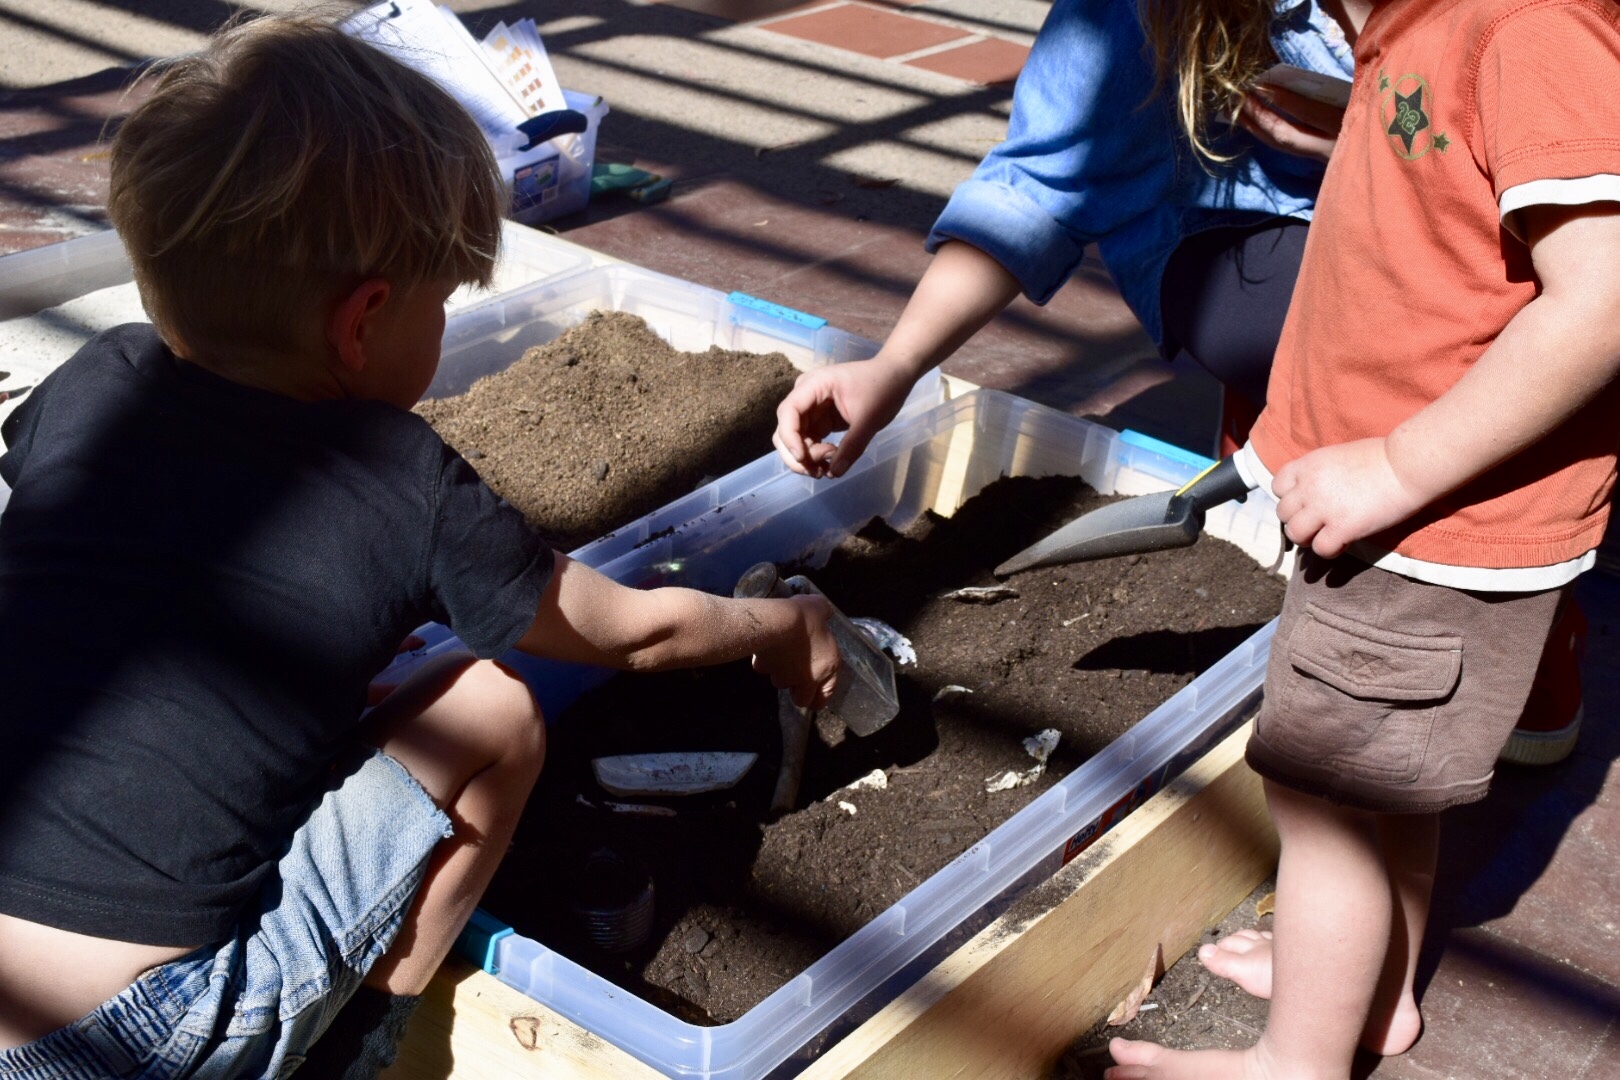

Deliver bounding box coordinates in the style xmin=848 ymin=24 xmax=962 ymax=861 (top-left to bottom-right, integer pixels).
xmin=1246 ymin=551 xmax=1566 ymax=814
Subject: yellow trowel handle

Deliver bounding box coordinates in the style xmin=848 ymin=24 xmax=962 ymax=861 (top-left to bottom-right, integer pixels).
xmin=1171 ymin=456 xmax=1256 ymax=514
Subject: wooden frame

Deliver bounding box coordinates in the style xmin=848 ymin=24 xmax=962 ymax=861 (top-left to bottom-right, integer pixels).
xmin=382 ymin=723 xmax=1277 ymax=1079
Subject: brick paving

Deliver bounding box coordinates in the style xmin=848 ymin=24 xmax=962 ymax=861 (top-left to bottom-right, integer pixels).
xmin=657 ymin=0 xmax=1032 ymax=85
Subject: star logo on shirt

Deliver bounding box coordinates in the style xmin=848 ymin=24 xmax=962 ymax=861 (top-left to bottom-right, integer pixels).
xmin=1387 ymin=87 xmax=1430 ymax=151
xmin=1379 ymin=73 xmax=1447 ymax=160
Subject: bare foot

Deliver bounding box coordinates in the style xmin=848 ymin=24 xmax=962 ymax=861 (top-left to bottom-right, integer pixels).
xmin=1195 ymin=928 xmax=1424 ymax=1057
xmin=1361 ymin=992 xmax=1423 ymax=1056
xmin=1104 ymin=1038 xmax=1267 ymax=1079
xmin=1197 ymin=929 xmax=1273 ymax=999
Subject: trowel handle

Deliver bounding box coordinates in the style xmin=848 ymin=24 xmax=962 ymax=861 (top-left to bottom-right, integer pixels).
xmin=734 ymin=562 xmax=792 ymax=600
xmin=1172 ymin=456 xmax=1255 ymax=513
xmin=771 ymin=692 xmax=813 ymax=813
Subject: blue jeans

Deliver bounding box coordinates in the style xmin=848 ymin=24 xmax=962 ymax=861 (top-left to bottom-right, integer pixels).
xmin=0 ymin=750 xmax=451 ymax=1079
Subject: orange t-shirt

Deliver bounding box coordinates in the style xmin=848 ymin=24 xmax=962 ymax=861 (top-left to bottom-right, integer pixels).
xmin=1250 ymin=0 xmax=1620 ymax=570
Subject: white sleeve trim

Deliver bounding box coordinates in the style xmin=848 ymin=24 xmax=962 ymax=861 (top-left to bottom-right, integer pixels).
xmin=1499 ymin=175 xmax=1620 ymax=241
xmin=1235 ymin=441 xmax=1273 ymax=499
xmin=1349 ymin=542 xmax=1594 ymax=591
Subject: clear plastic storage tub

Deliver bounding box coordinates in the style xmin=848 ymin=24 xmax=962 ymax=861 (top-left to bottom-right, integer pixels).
xmin=495 ymin=90 xmax=610 ymax=226
xmin=454 ymin=389 xmax=1282 ymax=1079
xmin=0 ymin=221 xmax=593 ymax=321
xmin=427 ymin=261 xmax=912 ymax=399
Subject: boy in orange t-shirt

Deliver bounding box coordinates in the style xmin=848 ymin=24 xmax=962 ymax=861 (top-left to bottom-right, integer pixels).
xmin=1107 ymin=1 xmax=1620 ymax=1077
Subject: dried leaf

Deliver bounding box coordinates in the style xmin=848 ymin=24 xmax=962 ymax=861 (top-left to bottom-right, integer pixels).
xmin=1255 ymin=891 xmax=1276 ymax=918
xmin=1106 ymin=943 xmax=1165 ymax=1025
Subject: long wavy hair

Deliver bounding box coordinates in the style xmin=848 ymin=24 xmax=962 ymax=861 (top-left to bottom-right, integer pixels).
xmin=1139 ymin=0 xmax=1278 ymax=163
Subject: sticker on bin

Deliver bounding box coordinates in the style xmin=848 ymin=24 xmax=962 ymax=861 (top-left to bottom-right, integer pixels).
xmin=513 ymin=158 xmax=560 ymax=211
xmin=1061 ymin=774 xmax=1160 ymax=864
xmin=728 ymin=292 xmax=827 ymax=330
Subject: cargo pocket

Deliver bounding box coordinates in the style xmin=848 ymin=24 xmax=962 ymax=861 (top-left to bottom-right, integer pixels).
xmin=1269 ymin=602 xmax=1462 ymax=784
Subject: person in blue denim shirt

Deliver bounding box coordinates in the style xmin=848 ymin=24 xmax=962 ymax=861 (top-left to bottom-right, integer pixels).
xmin=772 ymin=0 xmax=1355 ymax=470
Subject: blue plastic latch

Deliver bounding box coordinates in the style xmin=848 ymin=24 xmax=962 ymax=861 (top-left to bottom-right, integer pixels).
xmin=456 ymin=906 xmax=515 ymax=974
xmin=726 ymin=292 xmax=827 ymax=330
xmin=1118 ymin=429 xmax=1216 ymax=472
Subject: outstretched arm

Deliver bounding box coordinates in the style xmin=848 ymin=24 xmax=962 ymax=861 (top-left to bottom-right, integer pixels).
xmin=1276 ymin=203 xmax=1620 ymax=556
xmin=515 ymin=551 xmax=839 ymax=709
xmin=773 ymin=241 xmax=1021 ymax=478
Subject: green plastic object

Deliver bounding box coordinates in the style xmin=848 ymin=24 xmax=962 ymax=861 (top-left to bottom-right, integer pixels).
xmin=590 ymin=163 xmax=671 ymax=205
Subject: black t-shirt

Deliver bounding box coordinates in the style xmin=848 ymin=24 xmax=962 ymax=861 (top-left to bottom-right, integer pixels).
xmin=0 ymin=324 xmax=553 ymax=945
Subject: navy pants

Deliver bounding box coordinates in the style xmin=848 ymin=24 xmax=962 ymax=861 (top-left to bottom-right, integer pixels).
xmin=1159 ymin=217 xmax=1310 ymax=412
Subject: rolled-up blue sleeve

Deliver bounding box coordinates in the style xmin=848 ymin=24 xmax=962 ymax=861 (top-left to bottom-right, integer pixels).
xmin=927 ymin=0 xmax=1179 ymax=304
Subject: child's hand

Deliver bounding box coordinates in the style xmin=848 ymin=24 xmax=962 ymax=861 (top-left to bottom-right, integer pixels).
xmin=1273 ymin=438 xmax=1429 ymax=558
xmin=751 ymin=594 xmax=840 ymax=710
xmin=1238 ymin=86 xmax=1342 ymax=164
xmin=773 ymin=357 xmax=916 ymax=479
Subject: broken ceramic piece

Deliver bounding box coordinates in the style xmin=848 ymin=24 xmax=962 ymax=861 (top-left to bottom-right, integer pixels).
xmin=591 ymin=751 xmax=758 ymax=797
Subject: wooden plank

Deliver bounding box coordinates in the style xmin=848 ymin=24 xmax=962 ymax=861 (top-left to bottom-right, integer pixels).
xmin=380 ymin=957 xmax=662 ymax=1080
xmin=799 ymin=722 xmax=1277 ymax=1080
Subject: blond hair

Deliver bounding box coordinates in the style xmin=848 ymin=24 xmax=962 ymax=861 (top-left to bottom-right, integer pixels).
xmin=108 ymin=13 xmax=503 ymax=360
xmin=1139 ymin=0 xmax=1277 ymax=164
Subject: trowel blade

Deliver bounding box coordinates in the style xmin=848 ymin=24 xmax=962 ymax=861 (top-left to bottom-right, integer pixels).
xmin=591 ymin=751 xmax=759 ymax=797
xmin=993 ymin=490 xmax=1199 ymax=577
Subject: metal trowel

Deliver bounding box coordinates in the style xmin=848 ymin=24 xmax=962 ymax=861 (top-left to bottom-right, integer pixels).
xmin=995 ymin=456 xmax=1256 ymax=577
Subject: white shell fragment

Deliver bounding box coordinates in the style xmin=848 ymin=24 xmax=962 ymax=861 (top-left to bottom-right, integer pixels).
xmin=985 ymin=729 xmax=1063 ymax=792
xmin=833 ymin=769 xmax=888 ymax=795
xmin=591 ymin=751 xmax=758 ymax=797
xmin=941 ymin=585 xmax=1020 ymax=604
xmin=932 ymin=684 xmax=973 ymax=703
xmin=984 ymin=771 xmax=1027 ymax=792
xmin=836 ymin=800 xmax=859 ymax=815
xmin=1024 ymin=728 xmax=1061 ymax=764
xmin=850 ymin=618 xmax=917 ymax=666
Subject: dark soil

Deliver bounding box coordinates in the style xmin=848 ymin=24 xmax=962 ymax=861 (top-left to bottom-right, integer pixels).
xmin=481 ymin=474 xmax=1286 ymax=1025
xmin=414 ymin=310 xmax=799 ymax=550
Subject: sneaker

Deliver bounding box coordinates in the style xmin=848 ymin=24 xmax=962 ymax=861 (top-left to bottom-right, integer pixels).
xmin=1499 ymin=600 xmax=1587 ymax=766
